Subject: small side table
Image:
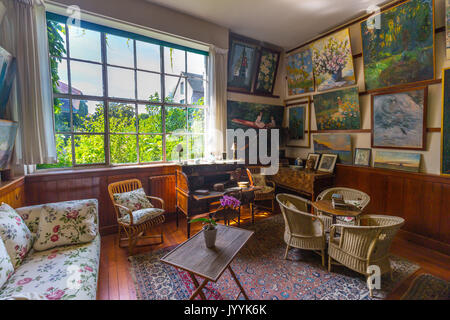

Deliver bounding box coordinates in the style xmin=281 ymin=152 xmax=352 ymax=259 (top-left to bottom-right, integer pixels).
xmin=312 ymin=199 xmax=362 ymax=225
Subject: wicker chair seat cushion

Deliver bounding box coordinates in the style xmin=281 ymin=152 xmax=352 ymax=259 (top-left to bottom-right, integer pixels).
xmin=113 ymin=188 xmax=153 ymax=216
xmin=119 ymin=208 xmax=164 ymax=225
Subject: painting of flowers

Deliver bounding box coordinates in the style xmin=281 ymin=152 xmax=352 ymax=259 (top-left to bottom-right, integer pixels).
xmin=254 ymin=48 xmax=280 ymax=95
xmin=372 ymin=87 xmax=427 ymax=150
xmin=314 ymin=87 xmax=361 ymax=130
xmin=442 ymin=68 xmax=450 ymax=175
xmin=227 ymin=38 xmax=258 ymax=92
xmin=361 ymin=0 xmax=435 ymax=92
xmin=288 ymin=105 xmax=305 ymax=140
xmin=312 ymin=29 xmax=356 ymax=92
xmin=313 ymin=134 xmax=352 ymax=164
xmin=374 ymin=151 xmax=421 ymax=173
xmin=286 ymin=48 xmax=314 ymax=95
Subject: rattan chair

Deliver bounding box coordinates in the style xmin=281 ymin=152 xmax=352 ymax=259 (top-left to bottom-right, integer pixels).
xmin=316 ymin=187 xmax=371 ymax=231
xmin=276 ymin=193 xmax=326 ymax=266
xmin=108 ymin=179 xmax=165 ymax=255
xmin=247 ymin=169 xmax=276 ymax=213
xmin=328 ymin=214 xmax=405 ymax=297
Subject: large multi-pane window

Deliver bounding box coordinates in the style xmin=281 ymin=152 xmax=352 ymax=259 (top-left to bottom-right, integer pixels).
xmin=43 ymin=17 xmax=208 ymax=169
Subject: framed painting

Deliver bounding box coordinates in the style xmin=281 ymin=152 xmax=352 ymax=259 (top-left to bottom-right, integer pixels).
xmin=286 ymin=99 xmax=311 ymax=148
xmin=374 ymin=151 xmax=421 ymax=173
xmin=311 ymin=28 xmax=356 ymax=92
xmin=371 ymin=86 xmax=427 ymax=150
xmin=447 ymin=0 xmax=450 ymax=60
xmin=361 ymin=0 xmax=435 ymax=92
xmin=253 ymin=47 xmax=280 ymax=95
xmin=442 ymin=68 xmax=450 ymax=175
xmin=0 ymin=120 xmax=18 ymax=170
xmin=354 ymin=148 xmax=372 ymax=167
xmin=307 ymin=153 xmax=321 ymax=170
xmin=286 ymin=47 xmax=314 ymax=95
xmin=227 ymin=100 xmax=284 ymax=130
xmin=317 ymin=154 xmax=338 ymax=173
xmin=227 ymin=36 xmax=258 ymax=93
xmin=314 ymin=87 xmax=361 ymax=131
xmin=313 ymin=134 xmax=352 ymax=164
xmin=0 ymin=46 xmax=16 ymax=119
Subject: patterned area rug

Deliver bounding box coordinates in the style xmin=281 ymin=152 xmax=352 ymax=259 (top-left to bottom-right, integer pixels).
xmin=401 ymin=274 xmax=449 ymax=300
xmin=129 ymin=215 xmax=419 ymax=300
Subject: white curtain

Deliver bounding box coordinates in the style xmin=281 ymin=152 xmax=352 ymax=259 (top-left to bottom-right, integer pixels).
xmin=0 ymin=0 xmax=56 ymax=166
xmin=206 ymin=45 xmax=228 ymax=157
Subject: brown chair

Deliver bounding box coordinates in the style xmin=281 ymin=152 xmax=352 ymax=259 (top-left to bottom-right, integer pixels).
xmin=246 ymin=169 xmax=276 ymax=213
xmin=108 ymin=179 xmax=165 ymax=255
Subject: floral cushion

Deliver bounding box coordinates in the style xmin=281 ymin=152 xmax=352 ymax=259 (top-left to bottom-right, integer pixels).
xmin=0 ymin=238 xmax=14 ymax=289
xmin=252 ymin=174 xmax=267 ymax=187
xmin=113 ymin=188 xmax=153 ymax=216
xmin=16 ymin=205 xmax=45 ymax=234
xmin=0 ymin=236 xmax=100 ymax=300
xmin=34 ymin=200 xmax=98 ymax=252
xmin=119 ymin=208 xmax=164 ymax=225
xmin=0 ymin=203 xmax=33 ymax=268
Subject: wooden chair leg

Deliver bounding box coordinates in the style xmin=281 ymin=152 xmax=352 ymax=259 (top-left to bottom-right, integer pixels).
xmin=284 ymin=244 xmax=290 ymax=260
xmin=328 ymin=256 xmax=332 ymax=272
xmin=321 ymin=249 xmax=325 ymax=267
xmin=271 ymin=198 xmax=274 ymax=213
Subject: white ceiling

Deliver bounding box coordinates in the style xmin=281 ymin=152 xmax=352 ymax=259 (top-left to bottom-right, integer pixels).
xmin=145 ymin=0 xmax=388 ymax=49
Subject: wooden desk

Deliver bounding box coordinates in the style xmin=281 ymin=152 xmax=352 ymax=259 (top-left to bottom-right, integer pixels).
xmin=312 ymin=199 xmax=362 ymax=224
xmin=160 ymin=224 xmax=254 ymax=300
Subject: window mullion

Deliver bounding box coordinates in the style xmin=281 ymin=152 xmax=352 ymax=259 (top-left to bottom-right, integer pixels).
xmin=161 ymin=45 xmax=166 ymax=162
xmin=101 ymin=32 xmax=110 ymax=166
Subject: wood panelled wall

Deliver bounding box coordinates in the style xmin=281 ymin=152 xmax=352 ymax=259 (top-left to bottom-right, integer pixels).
xmin=335 ymin=164 xmax=450 ymax=255
xmin=24 ymin=165 xmax=177 ymax=235
xmin=0 ymin=177 xmax=26 ymax=209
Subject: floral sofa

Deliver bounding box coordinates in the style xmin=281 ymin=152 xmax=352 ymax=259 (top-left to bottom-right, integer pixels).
xmin=0 ymin=200 xmax=100 ymax=300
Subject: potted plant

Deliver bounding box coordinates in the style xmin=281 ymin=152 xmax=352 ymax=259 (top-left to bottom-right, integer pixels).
xmin=189 ymin=217 xmax=218 ymax=248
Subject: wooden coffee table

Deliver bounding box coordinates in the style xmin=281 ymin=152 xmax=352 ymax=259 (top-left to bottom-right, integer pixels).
xmin=160 ymin=224 xmax=254 ymax=300
xmin=312 ymin=199 xmax=362 ymax=225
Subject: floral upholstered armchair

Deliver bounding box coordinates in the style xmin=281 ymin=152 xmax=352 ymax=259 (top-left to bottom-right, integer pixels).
xmin=246 ymin=169 xmax=276 ymax=213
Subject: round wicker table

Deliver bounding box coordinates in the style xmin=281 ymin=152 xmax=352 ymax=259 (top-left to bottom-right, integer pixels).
xmin=312 ymin=199 xmax=362 ymax=225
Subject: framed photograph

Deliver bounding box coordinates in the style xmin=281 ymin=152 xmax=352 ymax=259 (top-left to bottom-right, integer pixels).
xmin=442 ymin=68 xmax=450 ymax=175
xmin=360 ymin=0 xmax=435 ymax=92
xmin=371 ymin=86 xmax=427 ymax=150
xmin=317 ymin=154 xmax=338 ymax=173
xmin=0 ymin=119 xmax=18 ymax=170
xmin=354 ymin=148 xmax=372 ymax=167
xmin=374 ymin=151 xmax=421 ymax=173
xmin=286 ymin=47 xmax=314 ymax=95
xmin=227 ymin=35 xmax=259 ymax=93
xmin=307 ymin=153 xmax=321 ymax=170
xmin=253 ymin=47 xmax=280 ymax=95
xmin=286 ymin=98 xmax=311 ymax=149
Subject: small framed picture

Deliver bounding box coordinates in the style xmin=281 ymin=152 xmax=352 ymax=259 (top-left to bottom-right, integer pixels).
xmin=307 ymin=153 xmax=321 ymax=170
xmin=318 ymin=154 xmax=338 ymax=173
xmin=354 ymin=148 xmax=372 ymax=167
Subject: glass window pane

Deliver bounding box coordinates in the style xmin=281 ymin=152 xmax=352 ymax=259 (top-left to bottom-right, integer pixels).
xmin=136 ymin=41 xmax=160 ymax=72
xmin=108 ymin=66 xmax=135 ymax=99
xmin=70 ymin=61 xmax=103 ymax=96
xmin=187 ymin=52 xmax=206 ymax=78
xmin=68 ymin=26 xmax=101 ymax=62
xmin=187 ymin=77 xmax=205 ymax=105
xmin=165 ymin=76 xmax=186 ymax=103
xmin=55 ymin=134 xmax=72 ymax=167
xmin=138 ymin=105 xmax=162 ymax=133
xmin=54 ymin=98 xmax=70 ymax=132
xmin=53 ymin=59 xmax=68 ymax=94
xmin=139 ymin=135 xmax=163 ymax=162
xmin=165 ymin=106 xmax=186 ymax=133
xmin=137 ymin=71 xmax=161 ymax=102
xmin=47 ymin=21 xmax=66 ymax=58
xmin=74 ymin=134 xmax=105 ymax=164
xmin=164 ymin=47 xmax=185 ymax=75
xmin=166 ymin=135 xmax=187 ymax=161
xmin=189 ymin=135 xmax=204 ymax=159
xmin=73 ymin=100 xmax=104 ymax=133
xmin=109 ymin=103 xmax=136 ymax=133
xmin=106 ymin=34 xmax=134 ymax=68
xmin=188 ymin=108 xmax=205 ymax=133
xmin=110 ymin=134 xmax=138 ymax=164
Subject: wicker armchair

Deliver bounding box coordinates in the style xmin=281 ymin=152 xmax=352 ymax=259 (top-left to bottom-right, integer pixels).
xmin=246 ymin=169 xmax=276 ymax=213
xmin=108 ymin=179 xmax=165 ymax=255
xmin=328 ymin=214 xmax=405 ymax=297
xmin=276 ymin=193 xmax=326 ymax=266
xmin=316 ymin=187 xmax=370 ymax=231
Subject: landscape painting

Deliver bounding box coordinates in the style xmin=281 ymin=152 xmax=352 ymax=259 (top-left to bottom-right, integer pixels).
xmin=374 ymin=151 xmax=421 ymax=173
xmin=227 ymin=38 xmax=258 ymax=92
xmin=442 ymin=68 xmax=450 ymax=175
xmin=372 ymin=87 xmax=427 ymax=150
xmin=313 ymin=134 xmax=352 ymax=164
xmin=0 ymin=46 xmax=16 ymax=119
xmin=314 ymin=87 xmax=361 ymax=130
xmin=288 ymin=105 xmax=305 ymax=140
xmin=361 ymin=0 xmax=435 ymax=91
xmin=286 ymin=48 xmax=314 ymax=95
xmin=312 ymin=28 xmax=356 ymax=92
xmin=0 ymin=120 xmax=18 ymax=170
xmin=227 ymin=100 xmax=284 ymax=130
xmin=254 ymin=48 xmax=280 ymax=95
